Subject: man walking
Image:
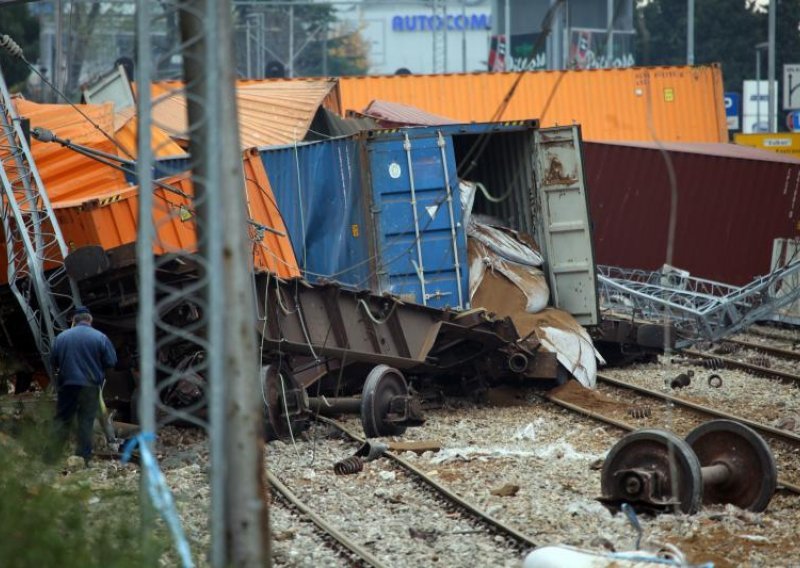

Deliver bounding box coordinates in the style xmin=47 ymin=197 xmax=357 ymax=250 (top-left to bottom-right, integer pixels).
xmin=50 ymin=306 xmax=117 ymax=464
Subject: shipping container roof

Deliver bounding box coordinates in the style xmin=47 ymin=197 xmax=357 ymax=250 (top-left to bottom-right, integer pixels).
xmin=149 ymin=79 xmax=341 ymax=148
xmin=336 ymin=65 xmax=728 ymax=144
xmin=592 ymin=140 xmax=800 ymax=165
xmin=357 ymin=99 xmax=459 ymax=126
xmin=11 ymin=98 xmax=183 ymax=204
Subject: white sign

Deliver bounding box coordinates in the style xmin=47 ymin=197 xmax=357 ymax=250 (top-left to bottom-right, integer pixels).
xmin=784 ymin=64 xmax=800 ymax=110
xmin=743 ymin=80 xmax=778 ymax=133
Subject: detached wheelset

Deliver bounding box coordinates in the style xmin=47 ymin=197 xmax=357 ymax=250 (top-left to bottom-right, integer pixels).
xmin=264 ymin=363 xmax=425 ymax=440
xmin=600 ymin=420 xmax=777 ymax=514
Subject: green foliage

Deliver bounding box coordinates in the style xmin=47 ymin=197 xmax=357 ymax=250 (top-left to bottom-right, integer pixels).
xmin=0 ymin=410 xmax=163 ymax=568
xmin=0 ymin=4 xmax=40 ymax=90
xmin=635 ymin=0 xmax=800 ymax=94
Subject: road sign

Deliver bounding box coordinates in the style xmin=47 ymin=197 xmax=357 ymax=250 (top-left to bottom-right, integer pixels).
xmin=724 ymin=92 xmax=740 ymax=130
xmin=788 ymin=111 xmax=800 ymax=132
xmin=743 ymin=80 xmax=777 ymax=133
xmin=784 ymin=64 xmax=800 ymax=110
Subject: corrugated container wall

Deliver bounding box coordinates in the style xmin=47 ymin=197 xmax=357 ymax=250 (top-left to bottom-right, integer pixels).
xmin=259 ymin=137 xmax=373 ymax=287
xmin=583 ymin=141 xmax=800 ymax=285
xmin=51 ymin=156 xmax=300 ymax=280
xmin=261 ymin=130 xmax=475 ymax=310
xmin=338 ymin=66 xmax=727 ymax=143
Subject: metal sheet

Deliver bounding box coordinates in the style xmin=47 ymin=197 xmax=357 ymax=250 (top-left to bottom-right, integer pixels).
xmin=583 ymin=141 xmax=800 ymax=286
xmin=338 ymin=65 xmax=728 ymax=143
xmin=534 ymin=126 xmax=599 ymax=326
xmin=365 ymin=129 xmax=469 ymax=309
xmin=259 ymin=136 xmax=373 ymax=286
xmin=150 ymin=80 xmax=340 ymax=148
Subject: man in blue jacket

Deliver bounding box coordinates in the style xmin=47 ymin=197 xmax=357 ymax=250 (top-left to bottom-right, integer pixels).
xmin=50 ymin=306 xmax=117 ymax=464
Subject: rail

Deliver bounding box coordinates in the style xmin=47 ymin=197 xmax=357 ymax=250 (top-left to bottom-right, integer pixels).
xmin=316 ymin=415 xmax=539 ymax=552
xmin=266 ymin=469 xmax=389 ymax=568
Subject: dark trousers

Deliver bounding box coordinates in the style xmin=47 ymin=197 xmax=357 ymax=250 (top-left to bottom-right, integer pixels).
xmin=53 ymin=385 xmax=99 ymax=460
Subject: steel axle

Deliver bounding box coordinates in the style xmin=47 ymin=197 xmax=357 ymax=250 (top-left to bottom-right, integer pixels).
xmin=600 ymin=419 xmax=777 ymax=514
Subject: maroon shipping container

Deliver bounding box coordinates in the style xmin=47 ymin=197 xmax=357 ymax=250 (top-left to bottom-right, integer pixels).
xmin=583 ymin=141 xmax=800 ymax=286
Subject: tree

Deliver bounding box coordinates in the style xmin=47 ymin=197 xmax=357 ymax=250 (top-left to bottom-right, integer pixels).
xmin=0 ymin=4 xmax=40 ymax=91
xmin=233 ymin=1 xmax=369 ymax=78
xmin=635 ymin=0 xmax=800 ymax=95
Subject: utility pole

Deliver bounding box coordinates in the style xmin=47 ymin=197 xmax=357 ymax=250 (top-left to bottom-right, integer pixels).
xmin=288 ymin=4 xmax=294 ymax=78
xmin=767 ymin=0 xmax=776 ymax=132
xmin=687 ymin=0 xmax=695 ymax=66
xmin=606 ymin=0 xmax=613 ymax=65
xmin=461 ymin=2 xmax=467 ymax=72
xmin=53 ymin=0 xmax=63 ymax=98
xmin=504 ymin=0 xmax=511 ymax=69
xmin=180 ymin=0 xmax=267 ymax=566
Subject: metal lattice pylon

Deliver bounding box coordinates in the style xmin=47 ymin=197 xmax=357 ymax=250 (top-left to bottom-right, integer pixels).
xmin=598 ymin=262 xmax=800 ymax=348
xmin=0 ymin=64 xmax=80 ymax=374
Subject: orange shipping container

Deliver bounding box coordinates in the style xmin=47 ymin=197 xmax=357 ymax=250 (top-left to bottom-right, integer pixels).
xmin=50 ymin=154 xmax=300 ymax=280
xmin=338 ymin=65 xmax=727 ymax=143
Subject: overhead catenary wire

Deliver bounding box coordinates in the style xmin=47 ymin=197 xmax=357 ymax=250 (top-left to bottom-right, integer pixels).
xmin=0 ymin=31 xmax=136 ymax=161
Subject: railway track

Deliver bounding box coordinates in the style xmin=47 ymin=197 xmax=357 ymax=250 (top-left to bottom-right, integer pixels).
xmin=268 ymin=470 xmax=387 ymax=567
xmin=265 ymin=417 xmax=537 ymax=567
xmin=680 ymin=349 xmax=800 ymax=385
xmin=722 ymin=337 xmax=800 ymax=361
xmin=547 ymin=373 xmax=800 ymax=495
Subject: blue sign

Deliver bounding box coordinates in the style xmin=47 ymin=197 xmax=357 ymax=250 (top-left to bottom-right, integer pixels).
xmin=724 ymin=92 xmax=740 ymax=130
xmin=788 ymin=111 xmax=800 ymax=132
xmin=724 ymin=92 xmax=740 ymax=117
xmin=392 ymin=14 xmax=491 ymax=32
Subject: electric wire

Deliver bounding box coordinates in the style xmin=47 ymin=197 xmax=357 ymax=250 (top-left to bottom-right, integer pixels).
xmin=0 ymin=31 xmax=136 ymax=160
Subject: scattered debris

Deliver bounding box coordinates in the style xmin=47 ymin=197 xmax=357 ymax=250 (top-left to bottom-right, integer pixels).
xmin=333 ymin=456 xmax=364 ymax=475
xmin=669 ymin=373 xmax=692 ymax=389
xmin=707 ymin=374 xmax=723 ymax=388
xmin=387 ymin=440 xmax=441 ymax=454
xmin=626 ymin=406 xmax=652 ymax=419
xmin=747 ymin=356 xmax=771 ymax=368
xmin=355 ymin=441 xmax=388 ymax=462
xmin=490 ymin=484 xmax=520 ymax=497
xmin=378 ymin=471 xmax=396 ymax=482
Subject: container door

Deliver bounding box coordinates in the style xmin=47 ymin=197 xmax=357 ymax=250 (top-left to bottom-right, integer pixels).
xmin=534 ymin=126 xmax=599 ymax=326
xmin=366 ymin=131 xmax=469 ymax=310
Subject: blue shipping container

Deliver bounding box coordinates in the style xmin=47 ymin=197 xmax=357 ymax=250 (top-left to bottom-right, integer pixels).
xmin=260 ymin=128 xmax=471 ymax=310
xmin=260 ymin=136 xmax=373 ymax=287
xmin=364 ymin=129 xmax=468 ymax=310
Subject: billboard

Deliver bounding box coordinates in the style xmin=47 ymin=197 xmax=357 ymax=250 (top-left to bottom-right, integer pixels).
xmin=742 ymin=80 xmax=777 ymax=134
xmin=734 ymin=133 xmax=800 ymax=160
xmin=568 ymin=30 xmax=635 ymax=70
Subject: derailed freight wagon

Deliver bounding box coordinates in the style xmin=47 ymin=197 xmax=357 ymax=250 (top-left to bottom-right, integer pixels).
xmin=256 ymin=121 xmax=606 ymax=436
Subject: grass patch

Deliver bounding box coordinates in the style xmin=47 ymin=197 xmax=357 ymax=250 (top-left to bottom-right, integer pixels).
xmin=0 ymin=402 xmax=166 ymax=567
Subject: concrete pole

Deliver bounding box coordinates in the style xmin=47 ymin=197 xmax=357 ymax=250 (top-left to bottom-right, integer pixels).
xmin=504 ymin=0 xmax=511 ymax=69
xmin=606 ymin=0 xmax=613 ymax=64
xmin=443 ymin=3 xmax=448 ymax=73
xmin=134 ymin=0 xmax=156 ymax=562
xmin=53 ymin=0 xmax=63 ymax=97
xmin=768 ymin=0 xmax=776 ymax=132
xmin=461 ymin=2 xmax=467 ymax=72
xmin=757 ymin=49 xmax=761 ymax=130
xmin=180 ymin=0 xmax=267 ymax=565
xmin=288 ymin=4 xmax=294 ymax=77
xmin=687 ymin=0 xmax=695 ymax=66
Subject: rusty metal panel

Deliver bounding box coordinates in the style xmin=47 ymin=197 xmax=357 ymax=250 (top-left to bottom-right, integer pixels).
xmin=534 ymin=126 xmax=599 ymax=326
xmin=338 ymin=65 xmax=727 ymax=143
xmin=583 ymin=141 xmax=800 ymax=286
